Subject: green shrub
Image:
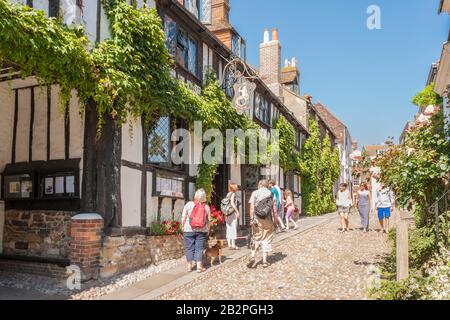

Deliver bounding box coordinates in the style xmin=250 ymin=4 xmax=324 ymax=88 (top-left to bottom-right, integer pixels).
xmin=148 ymin=223 xmax=166 ymax=236
xmin=408 ymin=227 xmax=436 ymax=269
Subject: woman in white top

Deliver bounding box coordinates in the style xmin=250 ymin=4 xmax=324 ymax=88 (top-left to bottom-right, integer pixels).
xmin=335 ymin=183 xmax=353 ymax=232
xmin=225 ymin=183 xmax=240 ymax=250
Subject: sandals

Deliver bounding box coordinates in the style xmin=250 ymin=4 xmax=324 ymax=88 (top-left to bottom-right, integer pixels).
xmin=197 ymin=267 xmax=207 ymax=273
xmin=247 ymin=258 xmax=257 ymax=269
xmin=262 ymin=262 xmax=270 ymax=269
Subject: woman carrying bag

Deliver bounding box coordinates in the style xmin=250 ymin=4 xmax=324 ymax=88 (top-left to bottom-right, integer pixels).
xmin=221 ymin=183 xmax=241 ymax=250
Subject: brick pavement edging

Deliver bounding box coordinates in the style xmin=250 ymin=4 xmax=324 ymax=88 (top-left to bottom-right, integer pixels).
xmin=128 ymin=212 xmax=338 ymax=300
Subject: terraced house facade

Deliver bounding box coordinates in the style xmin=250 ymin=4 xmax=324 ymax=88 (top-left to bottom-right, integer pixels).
xmin=0 ymin=0 xmax=318 ymax=279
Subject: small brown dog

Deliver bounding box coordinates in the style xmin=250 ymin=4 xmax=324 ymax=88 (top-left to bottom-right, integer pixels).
xmin=205 ymin=241 xmax=224 ymax=266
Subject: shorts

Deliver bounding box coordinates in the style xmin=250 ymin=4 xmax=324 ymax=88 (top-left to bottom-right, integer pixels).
xmin=378 ymin=207 xmax=391 ymax=220
xmin=338 ymin=206 xmax=350 ymax=215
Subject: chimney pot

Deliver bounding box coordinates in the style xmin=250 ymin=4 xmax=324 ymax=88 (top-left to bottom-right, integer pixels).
xmin=272 ymin=29 xmax=279 ymax=41
xmin=292 ymin=57 xmax=297 ymax=68
xmin=263 ymin=29 xmax=270 ymax=43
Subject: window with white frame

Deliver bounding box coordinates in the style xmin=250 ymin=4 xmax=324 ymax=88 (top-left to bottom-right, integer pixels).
xmin=353 ymin=175 xmax=361 ymax=186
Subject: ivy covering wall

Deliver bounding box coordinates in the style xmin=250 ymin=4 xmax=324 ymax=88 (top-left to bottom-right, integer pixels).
xmin=0 ymin=0 xmax=341 ymax=209
xmin=300 ymin=119 xmax=340 ymax=216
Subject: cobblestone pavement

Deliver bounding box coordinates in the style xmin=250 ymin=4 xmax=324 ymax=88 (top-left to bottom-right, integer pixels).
xmin=157 ymin=212 xmax=391 ymax=300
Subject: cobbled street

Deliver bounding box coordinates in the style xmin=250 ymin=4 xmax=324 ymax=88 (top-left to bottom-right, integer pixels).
xmin=157 ymin=212 xmax=391 ymax=300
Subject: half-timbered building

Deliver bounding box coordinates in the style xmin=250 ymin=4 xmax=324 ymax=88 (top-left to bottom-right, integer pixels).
xmin=0 ymin=0 xmax=309 ymax=278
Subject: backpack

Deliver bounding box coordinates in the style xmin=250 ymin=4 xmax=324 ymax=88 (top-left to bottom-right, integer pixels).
xmin=221 ymin=193 xmax=236 ymax=217
xmin=255 ymin=196 xmax=274 ymax=219
xmin=189 ymin=202 xmax=207 ymax=229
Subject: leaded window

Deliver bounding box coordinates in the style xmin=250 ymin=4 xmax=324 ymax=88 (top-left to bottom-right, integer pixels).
xmin=271 ymin=106 xmax=280 ymax=125
xmin=295 ymin=130 xmax=302 ymax=150
xmin=164 ymin=15 xmax=198 ymax=77
xmin=184 ymin=0 xmax=199 ymax=18
xmin=148 ymin=117 xmax=171 ymax=164
xmin=232 ymin=35 xmax=241 ymax=57
xmin=200 ymin=0 xmax=212 ymax=24
xmin=254 ymin=93 xmax=270 ymax=125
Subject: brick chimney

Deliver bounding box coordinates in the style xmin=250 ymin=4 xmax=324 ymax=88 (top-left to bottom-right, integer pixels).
xmin=212 ymin=0 xmax=231 ymax=27
xmin=260 ymin=28 xmax=282 ymax=85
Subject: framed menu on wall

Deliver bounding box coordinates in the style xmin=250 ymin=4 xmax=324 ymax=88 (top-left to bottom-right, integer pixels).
xmin=153 ymin=171 xmax=186 ymax=199
xmin=4 ymin=174 xmax=34 ymax=200
xmin=41 ymin=172 xmax=77 ymax=199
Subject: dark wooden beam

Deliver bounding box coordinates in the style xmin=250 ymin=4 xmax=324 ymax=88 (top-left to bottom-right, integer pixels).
xmin=81 ymin=99 xmax=122 ymax=229
xmin=46 ymin=86 xmax=51 ymax=161
xmin=64 ymin=103 xmax=70 ymax=160
xmin=11 ymin=90 xmax=18 ymax=164
xmin=29 ymin=87 xmax=35 ymax=162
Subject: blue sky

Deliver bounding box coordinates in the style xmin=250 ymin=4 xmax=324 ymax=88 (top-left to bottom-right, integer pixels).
xmin=230 ymin=0 xmax=449 ymax=148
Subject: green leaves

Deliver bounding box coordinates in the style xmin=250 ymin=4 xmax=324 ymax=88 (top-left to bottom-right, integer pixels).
xmin=300 ymin=119 xmax=340 ymax=216
xmin=0 ymin=0 xmax=96 ymax=107
xmin=273 ymin=116 xmax=299 ymax=171
xmin=412 ymin=83 xmax=443 ymax=108
xmin=376 ymin=110 xmax=449 ymax=228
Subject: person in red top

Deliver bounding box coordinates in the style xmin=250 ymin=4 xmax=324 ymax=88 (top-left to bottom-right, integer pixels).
xmin=181 ymin=189 xmax=211 ymax=273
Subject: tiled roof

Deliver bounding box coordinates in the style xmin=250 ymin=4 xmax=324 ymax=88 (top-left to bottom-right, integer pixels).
xmin=309 ymin=103 xmax=339 ymax=140
xmin=281 ymin=66 xmax=298 ymax=84
xmin=362 ymin=145 xmax=389 ymax=157
xmin=314 ymin=102 xmax=348 ymax=144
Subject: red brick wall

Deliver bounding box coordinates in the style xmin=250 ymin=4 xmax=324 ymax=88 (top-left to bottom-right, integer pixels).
xmin=69 ymin=216 xmax=104 ymax=280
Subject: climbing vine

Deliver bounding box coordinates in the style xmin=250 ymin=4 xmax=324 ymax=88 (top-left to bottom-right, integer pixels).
xmin=0 ymin=0 xmax=340 ymax=208
xmin=0 ymin=0 xmax=97 ymax=110
xmin=320 ymin=135 xmax=340 ymax=213
xmin=300 ymin=119 xmax=322 ymax=215
xmin=0 ymin=0 xmax=254 ymax=200
xmin=300 ymin=119 xmax=340 ymax=216
xmin=273 ymin=116 xmax=300 ymax=172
